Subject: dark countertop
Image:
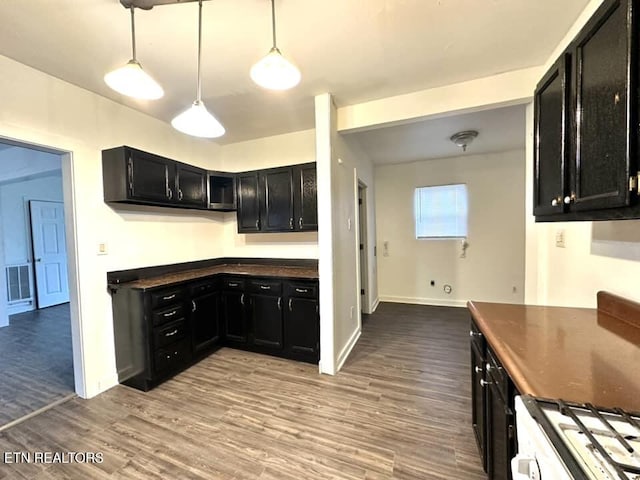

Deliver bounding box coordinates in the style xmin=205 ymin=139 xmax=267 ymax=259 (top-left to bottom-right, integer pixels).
xmin=467 ymin=300 xmax=640 ymax=412
xmin=119 ymin=263 xmax=318 ymax=290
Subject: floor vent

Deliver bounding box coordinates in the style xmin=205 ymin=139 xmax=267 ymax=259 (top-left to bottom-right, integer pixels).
xmin=6 ymin=264 xmax=32 ymax=304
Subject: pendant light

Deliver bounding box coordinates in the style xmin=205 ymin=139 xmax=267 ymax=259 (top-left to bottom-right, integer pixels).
xmin=171 ymin=0 xmax=225 ymax=138
xmin=104 ymin=7 xmax=164 ymax=100
xmin=250 ymin=0 xmax=301 ymax=90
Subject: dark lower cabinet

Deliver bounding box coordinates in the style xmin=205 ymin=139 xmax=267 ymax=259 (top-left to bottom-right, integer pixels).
xmin=250 ymin=294 xmax=283 ymax=349
xmin=222 ymin=283 xmax=248 ymax=345
xmin=284 ymin=282 xmax=319 ymax=362
xmin=470 ymin=319 xmax=517 ymax=480
xmin=190 ymin=281 xmax=221 ymax=355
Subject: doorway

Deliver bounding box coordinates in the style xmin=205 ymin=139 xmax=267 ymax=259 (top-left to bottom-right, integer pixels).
xmin=0 ymin=140 xmax=76 ymax=428
xmin=358 ymin=182 xmax=369 ymax=318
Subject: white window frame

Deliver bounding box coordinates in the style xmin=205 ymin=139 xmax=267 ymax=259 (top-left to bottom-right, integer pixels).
xmin=414 ymin=183 xmax=468 ymax=239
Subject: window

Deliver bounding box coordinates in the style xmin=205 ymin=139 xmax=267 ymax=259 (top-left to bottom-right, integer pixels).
xmin=414 ymin=184 xmax=468 ymax=239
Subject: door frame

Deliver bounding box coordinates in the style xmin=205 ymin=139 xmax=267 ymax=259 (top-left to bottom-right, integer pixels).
xmin=0 ymin=136 xmax=85 ymax=398
xmin=357 ymin=180 xmax=370 ymax=316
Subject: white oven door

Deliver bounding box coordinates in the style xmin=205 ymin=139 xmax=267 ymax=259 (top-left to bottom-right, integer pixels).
xmin=513 ymin=396 xmax=574 ymax=480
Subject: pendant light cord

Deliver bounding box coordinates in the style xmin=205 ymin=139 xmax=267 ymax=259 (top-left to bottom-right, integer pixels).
xmin=271 ymin=0 xmax=277 ymax=49
xmin=130 ymin=6 xmax=137 ymax=60
xmin=197 ymin=0 xmax=203 ymax=103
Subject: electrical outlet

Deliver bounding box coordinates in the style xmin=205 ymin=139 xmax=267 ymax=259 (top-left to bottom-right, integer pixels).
xmin=555 ymin=229 xmax=566 ymax=248
xmin=97 ymin=242 xmax=108 ymax=255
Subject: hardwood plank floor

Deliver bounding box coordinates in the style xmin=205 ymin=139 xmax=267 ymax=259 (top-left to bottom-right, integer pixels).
xmin=0 ymin=304 xmax=74 ymax=427
xmin=0 ymin=303 xmax=484 ymax=479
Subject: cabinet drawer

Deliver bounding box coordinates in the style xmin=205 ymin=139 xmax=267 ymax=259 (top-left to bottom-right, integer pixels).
xmin=152 ymin=304 xmax=185 ymax=326
xmin=153 ymin=319 xmax=187 ymax=350
xmin=190 ymin=279 xmax=218 ymax=296
xmin=150 ymin=288 xmax=184 ymax=309
xmin=249 ymin=279 xmax=282 ymax=295
xmin=487 ymin=348 xmax=508 ymax=400
xmin=285 ymin=282 xmax=317 ymax=298
xmin=223 ymin=278 xmax=245 ymax=290
xmin=154 ymin=339 xmax=190 ymax=374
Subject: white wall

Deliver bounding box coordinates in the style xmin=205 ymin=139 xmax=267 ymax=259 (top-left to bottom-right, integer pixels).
xmin=0 ymin=53 xmax=229 ymax=398
xmin=524 ymin=0 xmax=640 ymax=307
xmin=376 ymin=150 xmax=526 ymax=306
xmin=217 ymin=129 xmax=319 ymax=259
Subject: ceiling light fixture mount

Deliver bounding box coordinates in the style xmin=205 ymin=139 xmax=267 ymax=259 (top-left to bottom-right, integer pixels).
xmin=250 ymin=0 xmax=301 ymax=90
xmin=104 ymin=6 xmax=164 ymax=100
xmin=450 ymin=130 xmax=478 ymax=152
xmin=171 ymin=0 xmax=225 ymax=138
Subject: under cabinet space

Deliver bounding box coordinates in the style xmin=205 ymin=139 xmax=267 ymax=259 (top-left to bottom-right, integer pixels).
xmin=208 ymin=172 xmax=236 ymax=211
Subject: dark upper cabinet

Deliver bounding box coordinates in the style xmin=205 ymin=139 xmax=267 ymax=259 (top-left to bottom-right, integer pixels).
xmin=571 ymin=0 xmax=635 ymax=212
xmin=236 ymin=163 xmax=317 ymax=233
xmin=262 ymin=167 xmax=295 ymax=232
xmin=534 ymin=0 xmax=640 ymax=221
xmin=237 ymin=172 xmax=261 ymax=233
xmin=533 ymin=54 xmax=571 ymax=216
xmin=208 ymin=172 xmax=237 ymax=211
xmin=176 ymin=164 xmax=207 ymax=208
xmin=294 ymin=163 xmax=318 ymax=231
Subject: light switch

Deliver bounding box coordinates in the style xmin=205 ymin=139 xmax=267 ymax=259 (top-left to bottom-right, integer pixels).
xmin=97 ymin=242 xmax=108 ymax=255
xmin=555 ymin=230 xmax=565 ymax=248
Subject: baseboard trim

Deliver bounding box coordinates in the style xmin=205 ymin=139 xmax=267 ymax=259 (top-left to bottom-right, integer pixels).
xmin=378 ymin=295 xmax=467 ymax=308
xmin=371 ymin=297 xmax=380 ymax=313
xmin=336 ymin=327 xmax=361 ymax=372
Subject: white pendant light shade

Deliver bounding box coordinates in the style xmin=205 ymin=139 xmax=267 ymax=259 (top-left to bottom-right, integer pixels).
xmin=104 ymin=60 xmax=164 ymax=100
xmin=171 ymin=101 xmax=225 ymax=138
xmin=250 ymin=47 xmax=301 ymax=90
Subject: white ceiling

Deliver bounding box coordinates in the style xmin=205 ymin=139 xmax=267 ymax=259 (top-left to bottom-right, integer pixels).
xmin=0 ymin=0 xmax=588 ymax=145
xmin=347 ymin=104 xmax=526 ymax=165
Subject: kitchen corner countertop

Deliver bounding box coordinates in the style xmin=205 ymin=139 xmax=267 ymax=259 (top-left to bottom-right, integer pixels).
xmin=467 ymin=300 xmax=640 ymax=412
xmin=119 ymin=263 xmax=319 ymax=290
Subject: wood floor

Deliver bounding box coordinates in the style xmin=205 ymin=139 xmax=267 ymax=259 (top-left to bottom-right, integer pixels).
xmin=0 ymin=304 xmax=74 ymax=427
xmin=0 ymin=303 xmax=485 ymax=479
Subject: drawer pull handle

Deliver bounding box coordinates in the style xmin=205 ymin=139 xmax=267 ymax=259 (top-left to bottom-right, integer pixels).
xmin=469 ymin=331 xmax=482 ymax=337
xmin=166 ymin=355 xmax=171 ymax=360
xmin=162 ymin=294 xmax=176 ymax=301
xmin=480 ymin=379 xmax=491 ymax=387
xmin=165 ymin=329 xmax=178 ymax=337
xmin=164 ymin=310 xmax=177 ymax=318
xmin=486 ymin=363 xmax=492 ymax=372
xmin=240 ymin=293 xmax=245 ymax=305
xmin=474 ymin=366 xmax=482 ymax=373
xmin=228 ymin=282 xmax=238 ymax=287
xmin=278 ymin=297 xmax=282 ymax=310
xmin=192 ymin=300 xmax=196 ymax=312
xmin=299 ymin=217 xmax=303 ymax=229
xmin=288 ymin=298 xmax=292 ymax=311
xmin=295 ymin=288 xmax=308 ymax=293
xmin=260 ymin=285 xmax=271 ymax=290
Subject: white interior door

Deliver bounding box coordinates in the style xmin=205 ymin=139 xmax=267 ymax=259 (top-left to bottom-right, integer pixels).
xmin=29 ymin=200 xmax=69 ymax=308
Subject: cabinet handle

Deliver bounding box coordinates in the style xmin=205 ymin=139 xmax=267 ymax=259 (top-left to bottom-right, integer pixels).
xmin=127 ymin=157 xmax=134 ymax=190
xmin=165 ymin=329 xmax=178 ymax=337
xmin=162 ymin=294 xmax=176 ymax=301
xmin=240 ymin=293 xmax=245 ymax=305
xmin=167 ymin=187 xmax=173 ymax=200
xmin=614 ymin=92 xmax=621 ymax=105
xmin=469 ymin=331 xmax=482 ymax=338
xmin=480 ymin=379 xmax=491 ymax=387
xmin=192 ymin=300 xmax=196 ymax=312
xmin=278 ymin=297 xmax=282 ymax=310
xmin=299 ymin=217 xmax=303 ymax=229
xmin=316 ymin=304 xmax=319 ymax=314
xmin=486 ymin=362 xmax=492 ymax=372
xmin=564 ymin=192 xmax=575 ymax=204
xmin=288 ymin=298 xmax=293 ymax=311
xmin=295 ymin=288 xmax=308 ymax=293
xmin=255 ymin=219 xmax=260 ymax=230
xmin=551 ymin=196 xmax=562 ymax=207
xmin=474 ymin=366 xmax=482 ymax=373
xmin=178 ymin=189 xmax=183 ymax=201
xmin=260 ymin=285 xmax=271 ymax=290
xmin=163 ymin=310 xmax=177 ymax=318
xmin=289 ymin=217 xmax=294 ymax=230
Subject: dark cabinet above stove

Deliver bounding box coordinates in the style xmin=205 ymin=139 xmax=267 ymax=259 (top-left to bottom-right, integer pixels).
xmin=534 ymin=0 xmax=640 ymax=222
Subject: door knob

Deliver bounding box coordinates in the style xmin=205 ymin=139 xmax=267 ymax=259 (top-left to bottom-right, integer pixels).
xmin=36 ymin=258 xmax=42 ymax=262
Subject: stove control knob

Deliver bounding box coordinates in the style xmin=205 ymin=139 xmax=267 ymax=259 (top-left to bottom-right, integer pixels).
xmin=511 ymin=454 xmax=540 ymax=480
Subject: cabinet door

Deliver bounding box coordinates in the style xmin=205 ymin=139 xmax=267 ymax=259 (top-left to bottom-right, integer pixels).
xmin=572 ymin=0 xmax=636 ymax=211
xmin=284 ymin=296 xmax=319 ymax=360
xmin=176 ymin=164 xmax=207 ymax=208
xmin=294 ymin=163 xmax=318 ymax=231
xmin=471 ymin=342 xmax=486 ymax=472
xmin=250 ymin=294 xmax=283 ymax=349
xmin=262 ymin=167 xmax=294 ymax=232
xmin=222 ymin=291 xmax=247 ymax=344
xmin=534 ymin=54 xmax=570 ymax=216
xmin=191 ymin=291 xmax=221 ymax=354
xmin=237 ymin=172 xmax=261 ymax=232
xmin=486 ymin=381 xmax=515 ymax=480
xmin=129 ymin=150 xmax=173 ymax=203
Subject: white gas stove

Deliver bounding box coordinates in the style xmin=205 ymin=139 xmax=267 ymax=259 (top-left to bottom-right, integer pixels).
xmin=513 ymin=395 xmax=640 ymax=480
